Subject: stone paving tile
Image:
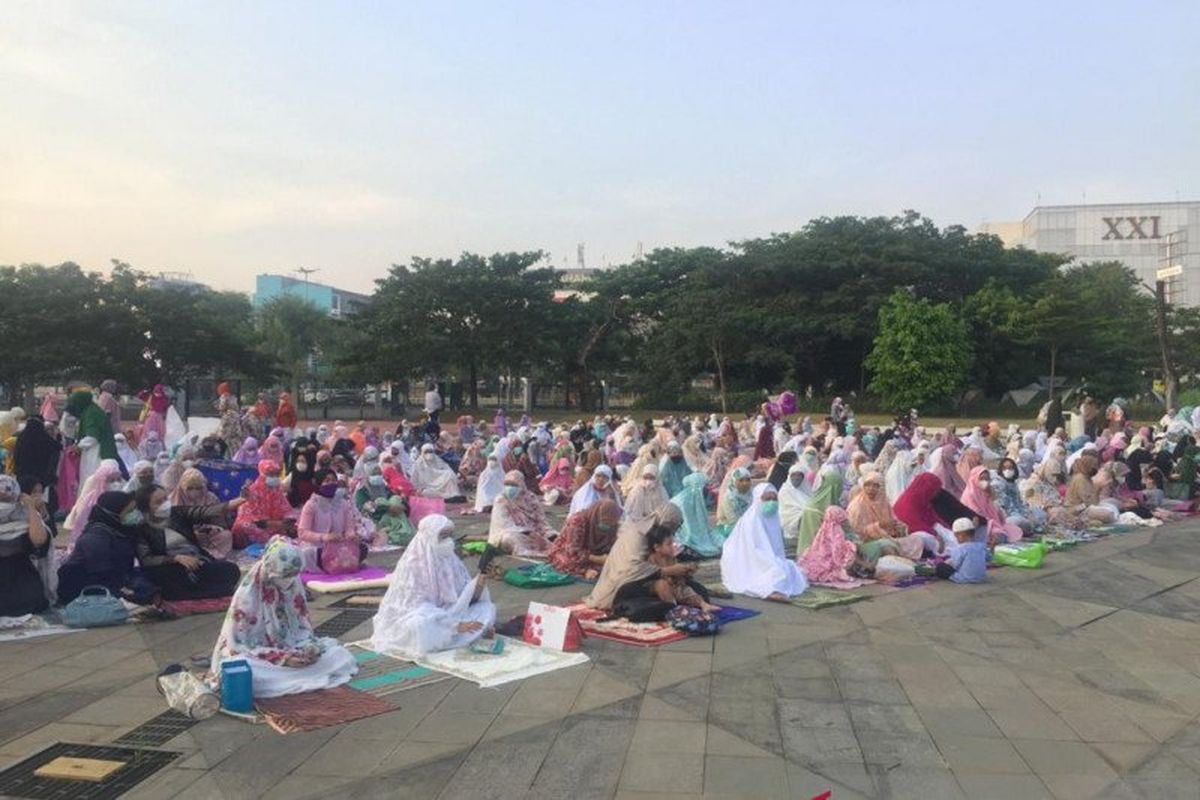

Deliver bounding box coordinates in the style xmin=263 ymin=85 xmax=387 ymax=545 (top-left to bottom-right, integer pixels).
xmin=954 ymin=772 xmax=1055 ymax=799
xmin=702 ymin=753 xmax=789 ymax=797
xmin=618 ymin=751 xmax=705 ymax=794
xmin=527 ymin=713 xmax=636 ymax=799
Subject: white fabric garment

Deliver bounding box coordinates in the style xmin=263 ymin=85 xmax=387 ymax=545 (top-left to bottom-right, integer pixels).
xmin=353 ymin=446 xmax=381 ymax=480
xmin=720 ymin=484 xmax=808 ymax=599
xmin=77 ymin=436 xmax=102 ymax=490
xmin=474 ymin=457 xmax=505 ymax=512
xmin=569 ymin=465 xmax=623 ymax=516
xmin=622 ymin=463 xmax=669 ymax=523
xmin=885 ymin=448 xmax=924 ymax=503
xmin=411 ymin=445 xmax=462 ymax=499
xmin=114 ymin=435 xmax=139 ymax=472
xmin=369 ymin=514 xmax=496 ymax=660
xmin=486 ymin=475 xmax=551 ymax=556
xmin=778 ymin=464 xmax=812 ymax=539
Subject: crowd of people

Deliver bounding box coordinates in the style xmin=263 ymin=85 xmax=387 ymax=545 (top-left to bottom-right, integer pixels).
xmin=1 ymin=381 xmax=1197 ymax=700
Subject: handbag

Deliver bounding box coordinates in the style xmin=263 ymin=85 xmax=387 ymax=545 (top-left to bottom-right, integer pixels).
xmin=62 ymin=585 xmax=129 ymax=628
xmin=319 ymin=538 xmax=361 ymax=574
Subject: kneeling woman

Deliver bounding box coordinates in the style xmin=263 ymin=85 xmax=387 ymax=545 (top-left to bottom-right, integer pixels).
xmin=134 ymin=484 xmax=243 ymax=601
xmin=486 ymin=471 xmax=553 ymax=557
xmin=720 ymin=484 xmax=809 ymax=601
xmin=210 ymin=538 xmax=357 ymax=698
xmin=369 ymin=515 xmax=496 ymax=659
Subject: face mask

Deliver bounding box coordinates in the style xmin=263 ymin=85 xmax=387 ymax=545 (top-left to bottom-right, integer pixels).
xmin=436 ymin=537 xmax=457 ymax=557
xmin=265 ymin=477 xmax=281 ymax=489
xmin=316 ymin=484 xmax=338 ymax=499
xmin=670 ymin=454 xmax=683 ymax=462
xmin=597 ymin=523 xmax=615 ymax=533
xmin=368 ymin=475 xmax=385 ymax=487
xmin=295 ymin=462 xmax=308 ymax=472
xmin=121 ymin=509 xmax=144 ymax=526
xmin=977 ymin=480 xmax=990 ymax=491
xmin=760 ymin=500 xmax=779 ymax=516
xmin=335 ymin=487 xmax=347 ymax=500
xmin=108 ymin=481 xmax=124 ymax=491
xmin=1002 ymin=470 xmax=1016 ymax=480
xmin=513 ymin=447 xmax=524 ymax=457
xmin=790 ymin=476 xmax=804 ymax=487
xmin=181 ymin=460 xmax=195 ymax=468
xmin=502 ymin=485 xmax=521 ymax=500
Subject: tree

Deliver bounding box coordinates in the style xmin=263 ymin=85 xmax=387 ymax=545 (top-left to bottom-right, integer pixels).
xmin=865 ymin=290 xmax=973 ymax=411
xmin=255 ymin=296 xmax=331 ymax=405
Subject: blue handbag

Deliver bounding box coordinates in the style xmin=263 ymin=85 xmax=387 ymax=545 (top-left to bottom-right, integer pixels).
xmin=63 ymin=585 xmax=129 ymax=628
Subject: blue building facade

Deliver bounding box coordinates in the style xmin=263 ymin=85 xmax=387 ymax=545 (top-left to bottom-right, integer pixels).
xmin=253 ymin=274 xmax=369 ymax=317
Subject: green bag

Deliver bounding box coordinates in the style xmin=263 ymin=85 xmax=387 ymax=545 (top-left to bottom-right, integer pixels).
xmin=460 ymin=541 xmax=488 ymax=555
xmin=503 ymin=563 xmax=576 ymax=588
xmin=992 ymin=541 xmax=1046 ymax=569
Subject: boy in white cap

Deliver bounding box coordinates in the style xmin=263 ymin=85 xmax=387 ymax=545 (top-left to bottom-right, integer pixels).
xmin=934 ymin=518 xmax=988 ymax=584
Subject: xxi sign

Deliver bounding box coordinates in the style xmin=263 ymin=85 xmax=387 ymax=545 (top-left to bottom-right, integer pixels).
xmin=1102 ymin=216 xmax=1162 ymax=240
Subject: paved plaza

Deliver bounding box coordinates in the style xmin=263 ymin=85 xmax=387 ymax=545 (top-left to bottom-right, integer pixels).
xmin=3 ymin=512 xmax=1200 ymax=799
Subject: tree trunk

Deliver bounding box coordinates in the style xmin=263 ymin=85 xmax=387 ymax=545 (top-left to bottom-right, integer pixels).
xmin=712 ymin=340 xmax=728 ymax=414
xmin=1048 ymin=344 xmax=1057 ymax=401
xmin=468 ymin=358 xmax=478 ymax=409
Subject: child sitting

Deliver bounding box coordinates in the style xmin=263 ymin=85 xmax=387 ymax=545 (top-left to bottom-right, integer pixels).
xmin=376 ymin=495 xmax=416 ymax=546
xmin=934 ymin=517 xmax=988 ymax=584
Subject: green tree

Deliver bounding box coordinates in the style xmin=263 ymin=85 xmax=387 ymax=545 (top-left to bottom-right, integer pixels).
xmin=866 ymin=290 xmax=973 ymax=411
xmin=255 ymin=295 xmax=331 ymax=405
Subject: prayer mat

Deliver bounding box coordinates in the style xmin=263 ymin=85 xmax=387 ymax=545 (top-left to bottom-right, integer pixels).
xmin=712 ymin=605 xmax=760 ymax=625
xmin=413 ymin=635 xmax=589 ymax=688
xmin=891 ymin=575 xmax=934 ymax=589
xmin=160 ymin=597 xmax=231 ymax=616
xmin=346 ymin=647 xmax=450 ymax=697
xmin=0 ymin=614 xmax=83 ymax=642
xmin=565 ymin=603 xmax=688 ymax=647
xmin=254 ymin=685 xmax=394 ymax=734
xmin=502 ymin=563 xmax=575 ymax=588
xmin=301 ymin=566 xmax=391 ymax=593
xmin=789 ymin=588 xmax=869 ymax=610
xmin=197 ymin=460 xmax=258 ymax=502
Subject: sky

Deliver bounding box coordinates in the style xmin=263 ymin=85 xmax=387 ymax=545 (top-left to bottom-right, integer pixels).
xmin=2 ymin=1 xmax=1198 ymax=294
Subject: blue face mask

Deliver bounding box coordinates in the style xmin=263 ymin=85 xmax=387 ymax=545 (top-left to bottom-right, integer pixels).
xmin=759 ymin=500 xmax=779 ymax=517
xmin=121 ymin=509 xmax=144 ymax=527
xmin=503 ymin=485 xmax=521 ymax=500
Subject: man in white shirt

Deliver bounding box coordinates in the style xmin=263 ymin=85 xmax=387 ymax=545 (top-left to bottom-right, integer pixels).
xmin=423 ymin=382 xmax=443 ymax=423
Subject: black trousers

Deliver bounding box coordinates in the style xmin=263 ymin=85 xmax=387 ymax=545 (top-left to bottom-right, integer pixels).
xmin=143 ymin=560 xmax=241 ymax=601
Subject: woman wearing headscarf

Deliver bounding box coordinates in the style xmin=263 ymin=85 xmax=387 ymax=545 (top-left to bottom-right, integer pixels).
xmin=796 ymin=468 xmax=844 ymax=551
xmin=671 ymin=472 xmax=725 ymax=558
xmin=927 ymin=443 xmax=965 ymax=498
xmin=134 ymin=483 xmax=243 ymax=600
xmin=231 ymin=437 xmax=260 ymax=465
xmin=624 ymin=462 xmax=670 ymax=524
xmin=233 ymin=460 xmax=296 ymax=546
xmin=569 ymin=464 xmax=622 ymax=516
xmin=779 ymin=463 xmax=813 ymax=540
xmin=472 ymin=454 xmax=505 ymax=513
xmin=884 ymin=445 xmax=924 ymax=504
xmin=256 ymin=435 xmax=286 ymax=472
xmin=753 ymin=419 xmax=776 ymax=461
xmin=538 ymin=456 xmax=575 ymax=505
xmin=0 ymin=476 xmax=52 ymax=615
xmin=892 ymin=473 xmax=982 ymax=552
xmin=681 ymin=432 xmax=709 ymax=474
xmin=486 ymin=471 xmax=553 ymax=557
xmin=493 ymin=408 xmax=509 ymax=439
xmin=960 ymin=466 xmax=1022 ymax=545
xmin=298 ymin=470 xmax=367 ymax=573
xmin=370 ymin=515 xmax=495 ymax=659
xmin=210 ymin=537 xmax=356 ymax=697
xmin=715 ymin=466 xmax=754 ymax=539
xmin=275 ymin=392 xmax=297 ymax=431
xmin=57 ymin=490 xmax=158 ymax=605
xmin=658 ymin=440 xmax=693 ymax=499
xmin=136 ymin=385 xmax=171 ymax=442
xmin=169 ymin=467 xmax=236 ymax=557
xmin=14 ymin=415 xmax=62 ymax=523
xmin=1065 ymin=455 xmax=1118 ymax=524
xmin=456 ymin=440 xmax=487 ymax=490
xmin=721 ymin=484 xmax=808 ymax=600
xmin=702 ymin=446 xmax=732 ymax=495
xmin=215 ymin=382 xmax=247 ymax=457
xmin=286 ymin=448 xmax=319 ymax=509
xmin=572 ymin=449 xmax=603 ymax=491
xmin=620 ymin=442 xmax=660 ymax=497
xmin=845 ymin=472 xmax=927 ymax=560
xmin=65 ymin=390 xmax=121 ymax=479
xmin=123 ymin=460 xmax=157 ymax=495
xmin=64 ymin=458 xmax=124 ymax=547
xmin=410 ymin=444 xmax=465 ymax=501
xmin=798 ymin=507 xmax=869 ymax=587
xmin=548 ymin=499 xmax=622 ymax=579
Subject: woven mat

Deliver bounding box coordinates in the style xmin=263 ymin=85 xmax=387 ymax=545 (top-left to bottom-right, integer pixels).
xmin=347 ymin=647 xmax=450 ymax=697
xmin=789 ymin=587 xmax=868 ymax=610
xmin=254 ymin=685 xmax=394 ymax=734
xmin=161 ymin=597 xmax=231 ymax=616
xmin=565 ymin=603 xmax=688 ymax=647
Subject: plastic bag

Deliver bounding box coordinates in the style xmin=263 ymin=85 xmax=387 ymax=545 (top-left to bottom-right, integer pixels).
xmin=992 ymin=541 xmax=1046 ymax=569
xmin=874 ymin=555 xmax=916 ymax=582
xmin=158 ymin=665 xmax=220 ymax=720
xmin=503 ymin=563 xmax=575 ymax=588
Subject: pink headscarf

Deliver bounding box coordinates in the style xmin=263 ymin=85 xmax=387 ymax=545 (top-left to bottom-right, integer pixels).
xmin=65 ymin=459 xmax=124 ymax=544
xmin=930 ymin=443 xmax=965 ymax=497
xmin=538 ymin=456 xmax=575 ymax=495
xmin=959 ymin=465 xmax=1021 ymax=544
xmin=39 ymin=392 xmax=59 ymax=423
xmin=257 ymin=436 xmax=285 ymax=465
xmin=797 ymin=506 xmax=864 ymax=588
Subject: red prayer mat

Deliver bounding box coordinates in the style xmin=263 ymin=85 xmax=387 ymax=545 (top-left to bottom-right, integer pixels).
xmin=254 ymin=685 xmax=394 ymax=734
xmin=565 ymin=603 xmax=688 ymax=647
xmin=160 ymin=597 xmax=231 ymax=616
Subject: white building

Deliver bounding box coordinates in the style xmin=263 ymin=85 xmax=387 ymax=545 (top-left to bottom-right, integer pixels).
xmin=982 ymin=202 xmax=1200 ymax=305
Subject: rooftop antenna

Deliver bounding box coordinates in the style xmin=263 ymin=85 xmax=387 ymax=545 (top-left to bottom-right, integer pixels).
xmin=576 ymin=243 xmax=586 ymax=270
xmin=295 ymin=267 xmax=319 ymax=302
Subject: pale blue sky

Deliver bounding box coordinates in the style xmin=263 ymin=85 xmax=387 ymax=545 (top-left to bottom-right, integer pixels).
xmin=2 ymin=1 xmax=1197 ymax=292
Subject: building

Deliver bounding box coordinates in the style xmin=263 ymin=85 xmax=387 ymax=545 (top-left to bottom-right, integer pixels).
xmin=553 ymin=267 xmax=602 ymax=301
xmin=253 ymin=273 xmax=370 ymax=317
xmin=148 ymin=271 xmax=207 ymax=291
xmin=982 ymin=202 xmax=1200 ymax=305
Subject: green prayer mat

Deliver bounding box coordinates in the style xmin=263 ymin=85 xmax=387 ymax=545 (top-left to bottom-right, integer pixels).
xmin=790 ymin=587 xmax=868 ymax=610
xmin=461 ymin=541 xmax=488 ymax=554
xmin=348 ymin=649 xmax=449 ymax=697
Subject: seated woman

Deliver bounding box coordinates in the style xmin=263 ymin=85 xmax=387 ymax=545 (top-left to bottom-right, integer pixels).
xmin=538 ymin=456 xmax=575 ymax=506
xmin=586 ymin=504 xmax=716 ymax=618
xmin=714 ymin=467 xmax=753 ymax=539
xmin=57 ymin=491 xmax=158 ymax=605
xmin=411 ymin=444 xmax=466 ymax=502
xmin=796 ymin=468 xmax=844 ymax=550
xmin=231 ymin=437 xmax=260 ymax=465
xmin=64 ymin=458 xmax=124 ymax=548
xmin=845 ymin=472 xmax=927 ymax=560
xmin=170 ymin=468 xmax=235 ymax=559
xmin=209 ymin=538 xmax=357 ymax=698
xmin=892 ymin=473 xmax=984 ymax=552
xmin=670 ymin=472 xmax=726 ymax=558
xmin=123 ymin=460 xmax=157 ymax=494
xmin=623 ymin=462 xmax=670 ymax=524
xmin=1065 ymin=455 xmax=1119 ymax=525
xmin=457 ymin=440 xmax=486 ymax=489
xmin=380 ymin=452 xmax=415 ymax=497
xmin=0 ymin=476 xmax=52 ymax=615
xmin=779 ymin=463 xmax=812 ymax=540
xmin=285 ymin=451 xmax=319 ymax=510
xmin=798 ymin=506 xmax=871 ymax=586
xmin=960 ymin=465 xmax=1023 ymax=544
xmin=369 ymin=514 xmax=495 ymax=659
xmin=232 ymin=460 xmax=296 ymax=546
xmin=472 ymin=454 xmax=505 ymax=513
xmin=376 ymin=495 xmax=417 ymax=546
xmin=487 ymin=471 xmax=553 ymax=557
xmin=354 ymin=465 xmax=394 ymax=523
xmin=720 ymin=484 xmax=808 ymax=601
xmin=134 ymin=484 xmax=243 ymax=601
xmin=993 ymin=457 xmax=1044 ymax=534
xmin=658 ymin=441 xmax=693 ymax=499
xmin=547 ymin=499 xmax=622 ymax=579
xmin=298 ymin=470 xmax=368 ymax=574
xmin=569 ymin=464 xmax=622 ymax=515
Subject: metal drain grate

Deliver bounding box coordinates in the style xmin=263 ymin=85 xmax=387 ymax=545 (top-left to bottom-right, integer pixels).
xmin=329 ymin=590 xmax=386 ymax=608
xmin=113 ymin=710 xmax=197 ymax=748
xmin=313 ymin=608 xmax=374 ymax=638
xmin=0 ymin=742 xmax=179 ymax=800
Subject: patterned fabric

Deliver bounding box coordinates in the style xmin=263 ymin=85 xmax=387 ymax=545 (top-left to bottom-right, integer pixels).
xmin=547 ymin=500 xmax=621 ymax=576
xmin=797 ymin=506 xmax=862 ymax=588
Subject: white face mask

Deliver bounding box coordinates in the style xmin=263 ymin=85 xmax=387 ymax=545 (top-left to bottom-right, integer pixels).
xmin=977 ymin=480 xmax=990 ymax=491
xmin=1002 ymin=470 xmax=1016 ymax=480
xmin=435 ymin=536 xmax=457 ymax=558
xmin=108 ymin=481 xmax=124 ymax=491
xmin=265 ymin=477 xmax=281 ymax=489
